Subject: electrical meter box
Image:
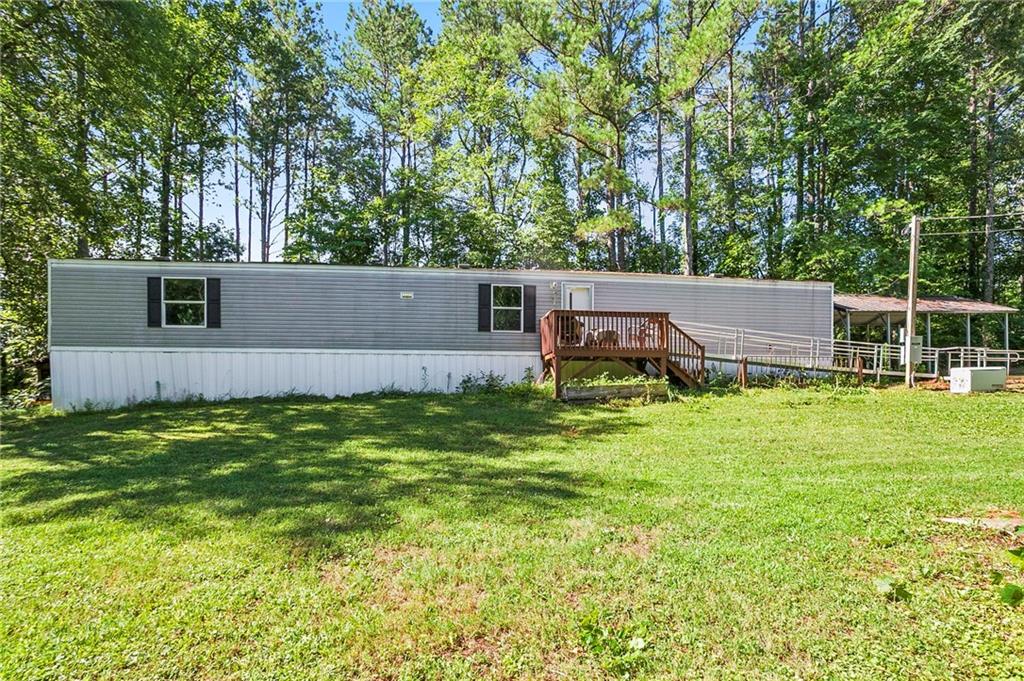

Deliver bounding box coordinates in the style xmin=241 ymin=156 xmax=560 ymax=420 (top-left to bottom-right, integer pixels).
xmin=899 ymin=328 xmax=923 ymax=365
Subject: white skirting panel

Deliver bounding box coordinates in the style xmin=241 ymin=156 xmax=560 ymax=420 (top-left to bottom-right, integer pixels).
xmin=50 ymin=348 xmax=542 ymax=411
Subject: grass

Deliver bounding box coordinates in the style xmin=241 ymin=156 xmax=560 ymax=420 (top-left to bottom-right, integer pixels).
xmin=2 ymin=387 xmax=1023 ymax=680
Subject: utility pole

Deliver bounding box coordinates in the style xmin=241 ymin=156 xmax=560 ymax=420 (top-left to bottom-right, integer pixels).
xmin=904 ymin=215 xmax=922 ymax=387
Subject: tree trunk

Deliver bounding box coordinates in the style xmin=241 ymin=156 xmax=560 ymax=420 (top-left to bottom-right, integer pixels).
xmin=158 ymin=125 xmax=173 ymax=258
xmin=983 ymin=88 xmax=996 ymax=303
xmin=257 ymin=148 xmax=267 ymax=264
xmin=284 ymin=93 xmax=291 ymax=248
xmin=616 ymin=141 xmax=627 ymax=271
xmin=233 ymin=88 xmax=241 ymax=261
xmin=652 ymin=0 xmax=666 ymax=272
xmin=380 ymin=124 xmax=389 ymax=266
xmin=795 ymin=0 xmax=806 ymax=229
xmin=308 ymin=124 xmax=317 ymax=206
xmin=198 ymin=141 xmax=205 ymax=259
xmin=768 ymin=80 xmax=784 ymax=278
xmin=136 ymin=148 xmax=145 ymax=257
xmin=265 ymin=142 xmax=277 ymax=263
xmin=681 ymin=0 xmax=696 ymax=275
xmin=967 ymin=70 xmax=980 ymax=297
xmin=682 ymin=98 xmax=696 ymax=276
xmin=574 ymin=141 xmax=585 ymax=213
xmin=401 ymin=137 xmax=410 ymax=266
xmin=302 ymin=121 xmax=310 ymax=214
xmin=173 ymin=141 xmax=183 ymax=260
xmin=726 ymin=44 xmax=736 ymax=234
xmin=247 ymin=143 xmax=254 ymax=262
xmin=74 ymin=51 xmax=90 ymax=257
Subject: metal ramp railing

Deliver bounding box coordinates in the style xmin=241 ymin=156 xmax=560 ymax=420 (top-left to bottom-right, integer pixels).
xmin=674 ymin=320 xmax=1021 ymax=379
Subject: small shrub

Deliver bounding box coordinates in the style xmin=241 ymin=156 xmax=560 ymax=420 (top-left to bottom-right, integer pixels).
xmin=874 ymin=577 xmax=912 ymax=602
xmin=457 ymin=370 xmax=507 ymax=393
xmin=1 ymin=375 xmax=49 ymax=410
xmin=999 ymin=583 xmax=1023 ymax=607
xmin=564 ymin=372 xmax=664 ymax=389
xmin=999 ymin=585 xmax=1024 ymax=606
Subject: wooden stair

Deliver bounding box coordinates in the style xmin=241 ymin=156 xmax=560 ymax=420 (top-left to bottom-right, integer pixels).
xmin=539 ymin=310 xmax=706 ymax=398
xmin=666 ymin=321 xmax=705 ymax=389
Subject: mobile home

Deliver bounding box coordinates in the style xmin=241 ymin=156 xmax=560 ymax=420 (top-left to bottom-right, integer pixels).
xmin=48 ymin=259 xmax=834 ymax=409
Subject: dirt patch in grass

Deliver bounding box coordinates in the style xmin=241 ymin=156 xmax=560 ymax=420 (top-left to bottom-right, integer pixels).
xmin=927 ymin=529 xmax=1018 ymax=560
xmin=372 ymin=542 xmax=435 ymax=567
xmin=618 ymin=525 xmax=663 ymax=559
xmin=940 ymin=512 xmax=1023 ymax=534
xmin=437 ymin=629 xmax=509 ymax=676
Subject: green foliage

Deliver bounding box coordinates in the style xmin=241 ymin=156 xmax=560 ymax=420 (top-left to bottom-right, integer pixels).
xmin=1000 ymin=584 xmax=1024 ymax=607
xmin=457 ymin=370 xmax=508 ymax=393
xmin=578 ymin=609 xmax=651 ymax=676
xmin=3 ymin=0 xmax=1024 ymax=394
xmin=995 ymin=585 xmax=1019 ymax=606
xmin=874 ymin=577 xmax=912 ymax=603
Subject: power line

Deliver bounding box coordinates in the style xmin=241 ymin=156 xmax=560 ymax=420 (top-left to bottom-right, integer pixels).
xmin=920 ymin=210 xmax=1024 ymax=222
xmin=921 ymin=226 xmax=1024 ymax=237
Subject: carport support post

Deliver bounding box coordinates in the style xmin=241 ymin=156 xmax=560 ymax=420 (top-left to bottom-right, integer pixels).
xmin=844 ymin=311 xmax=851 ymax=341
xmin=966 ymin=315 xmax=971 ymax=348
xmin=904 ymin=214 xmax=921 ymax=388
xmin=885 ymin=313 xmax=892 ymax=370
xmin=1006 ymin=313 xmax=1011 ymax=371
xmin=925 ymin=313 xmax=931 ymax=347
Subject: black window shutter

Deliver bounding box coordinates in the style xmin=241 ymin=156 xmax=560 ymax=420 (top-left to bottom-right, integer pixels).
xmin=523 ymin=285 xmax=537 ymax=333
xmin=147 ymin=277 xmax=161 ymax=327
xmin=206 ymin=278 xmax=221 ymax=328
xmin=478 ymin=283 xmax=491 ymax=332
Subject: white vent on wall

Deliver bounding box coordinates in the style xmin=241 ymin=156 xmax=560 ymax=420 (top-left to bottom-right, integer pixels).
xmin=400 ymin=291 xmax=414 ymax=300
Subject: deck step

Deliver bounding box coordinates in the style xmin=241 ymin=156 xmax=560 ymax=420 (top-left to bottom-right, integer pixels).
xmin=666 ymin=360 xmax=700 ymax=389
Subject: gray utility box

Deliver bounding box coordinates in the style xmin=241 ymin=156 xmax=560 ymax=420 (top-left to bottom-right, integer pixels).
xmin=949 ymin=367 xmax=1007 ymax=394
xmin=899 ymin=331 xmax=923 ymax=366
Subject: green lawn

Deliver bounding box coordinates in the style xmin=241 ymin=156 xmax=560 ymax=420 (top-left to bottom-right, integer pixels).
xmin=3 ymin=388 xmax=1023 ymax=680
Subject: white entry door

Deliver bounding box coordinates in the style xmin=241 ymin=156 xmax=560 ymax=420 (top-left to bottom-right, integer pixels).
xmin=563 ymin=283 xmax=593 ymax=310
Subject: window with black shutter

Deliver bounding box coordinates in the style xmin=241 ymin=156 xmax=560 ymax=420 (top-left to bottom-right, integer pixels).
xmin=478 ymin=283 xmax=537 ymax=333
xmin=161 ymin=277 xmax=206 ymax=327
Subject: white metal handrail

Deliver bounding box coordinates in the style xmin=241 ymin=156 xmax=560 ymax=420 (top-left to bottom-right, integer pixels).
xmin=673 ymin=319 xmax=1021 ymax=378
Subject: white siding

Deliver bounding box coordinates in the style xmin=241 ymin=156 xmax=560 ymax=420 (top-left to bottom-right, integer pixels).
xmin=51 ymin=348 xmax=541 ymax=411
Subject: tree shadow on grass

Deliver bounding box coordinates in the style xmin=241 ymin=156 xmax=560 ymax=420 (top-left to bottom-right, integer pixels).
xmin=4 ymin=393 xmax=636 ymax=553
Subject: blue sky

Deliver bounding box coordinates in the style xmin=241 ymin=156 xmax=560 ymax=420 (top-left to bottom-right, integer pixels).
xmin=321 ymin=1 xmax=444 ymax=37
xmin=203 ymin=2 xmax=444 ymax=260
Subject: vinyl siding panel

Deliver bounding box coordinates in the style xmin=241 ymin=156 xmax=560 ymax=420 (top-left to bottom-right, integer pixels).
xmin=49 ymin=260 xmax=833 ymax=351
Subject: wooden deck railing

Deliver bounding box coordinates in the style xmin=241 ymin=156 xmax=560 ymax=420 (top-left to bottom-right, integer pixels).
xmin=540 ymin=310 xmax=706 ymax=396
xmin=541 ymin=310 xmax=670 ymax=359
xmin=668 ymin=321 xmax=706 ymax=384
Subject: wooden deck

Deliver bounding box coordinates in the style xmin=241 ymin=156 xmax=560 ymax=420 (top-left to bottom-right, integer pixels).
xmin=540 ymin=310 xmax=706 ymax=398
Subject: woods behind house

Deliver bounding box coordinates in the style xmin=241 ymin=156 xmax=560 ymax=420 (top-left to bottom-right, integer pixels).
xmin=2 ymin=0 xmax=1023 ymax=388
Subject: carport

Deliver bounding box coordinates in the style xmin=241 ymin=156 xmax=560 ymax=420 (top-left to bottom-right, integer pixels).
xmin=833 ymin=293 xmax=1017 ymax=349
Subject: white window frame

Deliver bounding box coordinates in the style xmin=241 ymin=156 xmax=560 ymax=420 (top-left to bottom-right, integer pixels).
xmin=491 ymin=284 xmax=524 ymax=333
xmin=561 ymin=282 xmax=594 ymax=310
xmin=162 ymin=276 xmax=207 ymax=328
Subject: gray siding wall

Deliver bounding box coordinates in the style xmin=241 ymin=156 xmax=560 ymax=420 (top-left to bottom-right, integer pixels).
xmin=49 ymin=261 xmax=833 ymax=350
